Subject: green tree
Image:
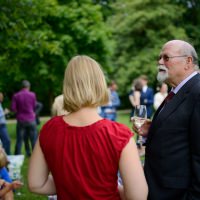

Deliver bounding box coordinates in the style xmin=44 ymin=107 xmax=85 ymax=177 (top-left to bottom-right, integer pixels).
xmin=0 ymin=0 xmax=113 ymax=113
xmin=92 ymin=0 xmax=116 ymax=20
xmin=174 ymin=0 xmax=200 ymax=54
xmin=108 ymin=0 xmax=187 ymax=95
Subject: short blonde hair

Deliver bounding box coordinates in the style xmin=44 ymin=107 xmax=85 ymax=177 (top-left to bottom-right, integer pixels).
xmin=63 ymin=55 xmax=109 ymax=112
xmin=0 ymin=147 xmax=8 ymax=168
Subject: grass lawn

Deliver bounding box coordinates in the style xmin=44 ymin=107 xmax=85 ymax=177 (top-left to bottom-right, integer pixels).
xmin=7 ymin=118 xmax=50 ymax=200
xmin=7 ymin=110 xmax=137 ymax=199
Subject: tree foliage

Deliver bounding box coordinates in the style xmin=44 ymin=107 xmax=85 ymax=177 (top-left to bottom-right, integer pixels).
xmin=107 ymin=0 xmax=188 ymax=95
xmin=174 ymin=0 xmax=200 ymax=53
xmin=1 ymin=0 xmax=200 ymax=111
xmin=0 ymin=0 xmax=113 ymax=112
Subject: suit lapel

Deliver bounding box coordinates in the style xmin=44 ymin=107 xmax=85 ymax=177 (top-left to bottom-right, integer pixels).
xmin=154 ymin=90 xmax=188 ymax=125
xmin=148 ymin=74 xmax=200 ymax=142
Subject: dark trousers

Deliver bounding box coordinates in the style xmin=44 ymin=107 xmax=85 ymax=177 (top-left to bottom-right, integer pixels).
xmin=0 ymin=124 xmax=11 ymax=154
xmin=15 ymin=121 xmax=37 ymax=155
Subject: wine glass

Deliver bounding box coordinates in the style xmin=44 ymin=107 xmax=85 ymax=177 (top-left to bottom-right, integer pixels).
xmin=133 ymin=105 xmax=147 ymax=128
xmin=13 ymin=172 xmax=23 ymax=196
xmin=133 ymin=105 xmax=147 ymax=156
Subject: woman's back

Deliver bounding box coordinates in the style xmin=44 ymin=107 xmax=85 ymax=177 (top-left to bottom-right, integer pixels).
xmin=28 ymin=56 xmax=148 ymax=200
xmin=39 ymin=116 xmax=132 ymax=200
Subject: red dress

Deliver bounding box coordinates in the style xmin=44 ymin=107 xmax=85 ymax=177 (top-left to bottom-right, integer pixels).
xmin=39 ymin=116 xmax=133 ymax=200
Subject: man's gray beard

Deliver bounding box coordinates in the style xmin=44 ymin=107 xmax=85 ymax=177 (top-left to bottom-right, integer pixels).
xmin=157 ymin=72 xmax=169 ymax=83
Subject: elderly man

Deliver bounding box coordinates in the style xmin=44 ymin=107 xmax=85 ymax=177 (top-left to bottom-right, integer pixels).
xmin=134 ymin=40 xmax=200 ymax=200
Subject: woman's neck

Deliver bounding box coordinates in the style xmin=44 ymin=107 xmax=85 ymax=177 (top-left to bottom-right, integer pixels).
xmin=63 ymin=107 xmax=102 ymax=127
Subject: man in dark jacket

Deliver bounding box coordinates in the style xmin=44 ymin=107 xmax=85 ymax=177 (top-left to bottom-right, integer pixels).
xmin=134 ymin=40 xmax=200 ymax=200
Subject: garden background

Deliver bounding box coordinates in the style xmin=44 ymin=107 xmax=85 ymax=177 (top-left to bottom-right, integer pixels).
xmin=1 ymin=0 xmax=200 ymax=113
xmin=1 ymin=0 xmax=200 ymax=199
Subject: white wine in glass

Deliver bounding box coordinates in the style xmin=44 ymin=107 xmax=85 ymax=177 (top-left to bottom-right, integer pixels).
xmin=134 ymin=105 xmax=147 ymax=128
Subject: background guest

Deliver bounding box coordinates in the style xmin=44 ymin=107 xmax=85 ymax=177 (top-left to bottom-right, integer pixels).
xmin=139 ymin=75 xmax=154 ymax=119
xmin=11 ymin=80 xmax=37 ymax=156
xmin=153 ymin=83 xmax=168 ymax=110
xmin=100 ymin=80 xmax=121 ymax=121
xmin=51 ymin=94 xmax=69 ymax=116
xmin=0 ymin=146 xmax=23 ymax=199
xmin=0 ymin=93 xmax=11 ymax=155
xmin=129 ymin=78 xmax=143 ymax=119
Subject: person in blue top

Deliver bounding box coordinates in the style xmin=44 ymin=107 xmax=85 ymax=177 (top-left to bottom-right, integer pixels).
xmin=0 ymin=176 xmax=22 ymax=199
xmin=0 ymin=93 xmax=11 ymax=155
xmin=137 ymin=75 xmax=154 ymax=150
xmin=0 ymin=167 xmax=12 ymax=184
xmin=139 ymin=75 xmax=154 ymax=119
xmin=100 ymin=80 xmax=121 ymax=121
xmin=0 ymin=146 xmax=22 ymax=199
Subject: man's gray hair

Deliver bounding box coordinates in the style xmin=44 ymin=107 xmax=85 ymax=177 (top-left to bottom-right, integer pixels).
xmin=22 ymin=80 xmax=31 ymax=88
xmin=181 ymin=42 xmax=199 ymax=69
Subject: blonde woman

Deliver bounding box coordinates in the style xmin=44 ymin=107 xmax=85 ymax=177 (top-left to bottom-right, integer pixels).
xmin=28 ymin=55 xmax=148 ymax=200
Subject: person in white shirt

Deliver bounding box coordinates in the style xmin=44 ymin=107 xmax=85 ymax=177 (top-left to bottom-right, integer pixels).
xmin=153 ymin=83 xmax=168 ymax=110
xmin=51 ymin=94 xmax=69 ymax=116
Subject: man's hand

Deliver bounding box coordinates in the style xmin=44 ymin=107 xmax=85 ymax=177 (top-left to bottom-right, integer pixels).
xmin=131 ymin=117 xmax=151 ymax=137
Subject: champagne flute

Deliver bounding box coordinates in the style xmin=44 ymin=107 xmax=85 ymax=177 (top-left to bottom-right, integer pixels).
xmin=133 ymin=105 xmax=147 ymax=128
xmin=133 ymin=105 xmax=147 ymax=156
xmin=13 ymin=173 xmax=23 ymax=196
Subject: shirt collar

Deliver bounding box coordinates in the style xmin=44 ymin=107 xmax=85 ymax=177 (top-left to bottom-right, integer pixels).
xmin=172 ymin=71 xmax=198 ymax=94
xmin=143 ymin=85 xmax=148 ymax=92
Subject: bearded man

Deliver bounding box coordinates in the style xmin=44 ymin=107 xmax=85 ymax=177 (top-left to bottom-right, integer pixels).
xmin=133 ymin=40 xmax=200 ymax=200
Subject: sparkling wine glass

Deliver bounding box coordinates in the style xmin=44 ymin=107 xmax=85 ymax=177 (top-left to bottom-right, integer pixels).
xmin=133 ymin=105 xmax=147 ymax=157
xmin=14 ymin=173 xmax=23 ymax=196
xmin=133 ymin=105 xmax=147 ymax=128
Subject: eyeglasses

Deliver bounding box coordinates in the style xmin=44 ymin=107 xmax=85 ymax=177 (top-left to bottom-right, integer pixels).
xmin=158 ymin=55 xmax=188 ymax=62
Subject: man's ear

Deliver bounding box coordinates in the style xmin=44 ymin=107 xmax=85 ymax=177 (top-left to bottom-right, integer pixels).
xmin=187 ymin=56 xmax=193 ymax=64
xmin=184 ymin=56 xmax=193 ymax=70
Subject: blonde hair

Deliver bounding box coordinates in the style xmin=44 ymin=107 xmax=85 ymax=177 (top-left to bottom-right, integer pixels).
xmin=0 ymin=147 xmax=8 ymax=168
xmin=63 ymin=55 xmax=109 ymax=112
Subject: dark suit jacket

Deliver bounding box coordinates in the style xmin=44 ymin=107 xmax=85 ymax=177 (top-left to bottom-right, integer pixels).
xmin=140 ymin=87 xmax=154 ymax=118
xmin=144 ymin=73 xmax=200 ymax=200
